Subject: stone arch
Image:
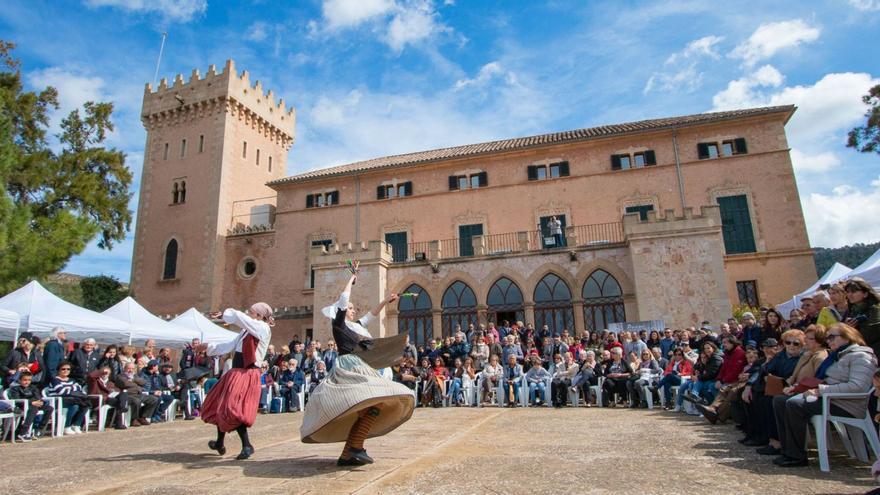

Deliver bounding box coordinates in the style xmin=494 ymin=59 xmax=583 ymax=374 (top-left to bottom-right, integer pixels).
xmin=574 ymin=257 xmax=635 ymax=297
xmin=162 ymin=236 xmax=181 ymax=280
xmin=479 ymin=265 xmax=530 ymax=301
xmin=524 ymin=262 xmax=579 ymax=303
xmin=437 ymin=269 xmax=483 ymax=304
xmin=390 ymin=273 xmax=442 ymax=312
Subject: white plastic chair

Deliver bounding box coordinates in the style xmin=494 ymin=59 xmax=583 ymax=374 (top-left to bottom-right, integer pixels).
xmin=44 ymin=389 xmax=88 ymax=437
xmin=0 ymin=389 xmax=22 ymax=442
xmin=591 ymin=377 xmax=604 ymax=408
xmin=640 ymin=371 xmax=664 ymax=410
xmin=90 ymin=394 xmax=114 ymax=431
xmin=462 ymin=376 xmax=478 ymax=406
xmin=809 ymin=389 xmax=880 ymax=472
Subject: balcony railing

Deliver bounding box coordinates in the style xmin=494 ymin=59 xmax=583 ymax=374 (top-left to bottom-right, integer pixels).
xmin=391 ymin=222 xmax=624 ymax=263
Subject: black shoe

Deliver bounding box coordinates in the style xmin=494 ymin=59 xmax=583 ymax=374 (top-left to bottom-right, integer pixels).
xmin=337 ymin=456 xmax=367 ymax=467
xmin=742 ymin=438 xmax=768 ymax=447
xmin=737 ymin=436 xmax=752 ymax=445
xmin=348 ymin=447 xmax=374 ymax=464
xmin=774 ymin=456 xmax=807 ymax=467
xmin=184 ymin=415 xmax=195 ymax=421
xmin=208 ymin=440 xmax=227 ymax=456
xmin=236 ymin=445 xmax=254 ymax=460
xmin=757 ymin=445 xmax=782 ymax=456
xmin=694 ymin=404 xmax=718 ymax=424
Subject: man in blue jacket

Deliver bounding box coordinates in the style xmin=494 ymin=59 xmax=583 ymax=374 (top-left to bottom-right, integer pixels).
xmin=140 ymin=360 xmax=173 ymax=422
xmin=279 ymin=358 xmax=306 ymax=412
xmin=42 ymin=327 xmax=67 ymax=385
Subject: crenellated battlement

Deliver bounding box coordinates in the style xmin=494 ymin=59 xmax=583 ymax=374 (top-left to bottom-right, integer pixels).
xmin=622 ymin=204 xmax=722 ymax=239
xmin=142 ymin=59 xmax=295 ymax=143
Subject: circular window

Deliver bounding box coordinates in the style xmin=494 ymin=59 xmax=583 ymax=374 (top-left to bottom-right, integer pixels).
xmin=238 ymin=257 xmax=258 ymax=279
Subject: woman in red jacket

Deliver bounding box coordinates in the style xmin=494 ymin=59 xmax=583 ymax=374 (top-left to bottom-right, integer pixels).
xmin=655 ymin=348 xmax=694 ymax=409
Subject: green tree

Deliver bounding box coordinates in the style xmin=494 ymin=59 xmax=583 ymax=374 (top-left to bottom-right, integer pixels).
xmin=847 ymin=84 xmax=880 ymax=155
xmin=0 ymin=41 xmax=132 ymax=294
xmin=80 ymin=275 xmax=127 ymax=312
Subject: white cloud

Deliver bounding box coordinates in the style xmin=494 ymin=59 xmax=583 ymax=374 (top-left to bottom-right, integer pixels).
xmin=789 ymin=149 xmax=842 ymax=173
xmin=246 ymin=22 xmax=269 ymax=42
xmin=28 ymin=67 xmax=106 ymax=121
xmin=848 ymin=0 xmax=880 ymax=11
xmin=322 ymin=0 xmax=394 ymax=29
xmin=711 ymin=64 xmax=784 ymax=110
xmin=803 ymin=177 xmax=880 ymax=248
xmin=730 ymin=19 xmax=820 ymax=67
xmin=317 ymin=0 xmax=450 ymax=52
xmin=644 ymin=35 xmax=724 ymax=94
xmin=84 ymin=0 xmax=207 ymax=22
xmin=453 ymin=61 xmax=518 ymax=91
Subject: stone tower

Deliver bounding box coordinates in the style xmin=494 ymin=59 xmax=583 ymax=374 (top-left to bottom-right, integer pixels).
xmin=130 ymin=60 xmax=295 ymax=315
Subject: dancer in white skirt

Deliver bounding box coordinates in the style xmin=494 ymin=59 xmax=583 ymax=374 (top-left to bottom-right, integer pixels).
xmin=300 ymin=272 xmax=415 ymax=466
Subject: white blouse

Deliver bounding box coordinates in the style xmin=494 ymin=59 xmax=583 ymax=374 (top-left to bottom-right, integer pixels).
xmin=206 ymin=309 xmax=271 ymax=365
xmin=321 ymin=289 xmax=375 ymax=338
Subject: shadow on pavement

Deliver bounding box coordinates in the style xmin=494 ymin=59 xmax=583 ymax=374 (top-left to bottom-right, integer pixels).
xmin=91 ymin=452 xmax=352 ymax=479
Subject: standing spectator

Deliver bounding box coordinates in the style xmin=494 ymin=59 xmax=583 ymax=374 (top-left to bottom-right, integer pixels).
xmin=502 ymin=335 xmax=523 ymax=365
xmin=157 ymin=347 xmax=173 ymax=367
xmin=762 ymin=309 xmax=785 ymax=344
xmin=1 ymin=333 xmax=44 ymax=386
xmin=502 ymin=354 xmax=523 ymax=407
xmin=279 ymin=358 xmax=305 ymax=412
xmin=119 ymin=345 xmax=137 ymax=368
xmin=623 ymin=332 xmax=648 ymax=361
xmin=323 ymin=340 xmax=339 ymax=371
xmin=818 ymin=283 xmax=848 ymax=327
xmin=8 ymin=371 xmax=53 ymax=441
xmin=179 ymin=338 xmax=202 ymax=371
xmin=47 ymin=360 xmax=93 ymax=434
xmin=449 ymin=332 xmax=471 ymax=363
xmin=69 ymin=338 xmax=101 ymax=385
xmin=646 ymin=330 xmax=662 ymax=350
xmin=487 ymin=334 xmax=503 ymax=362
xmin=470 ymin=337 xmax=489 ymax=371
xmin=97 ymin=345 xmax=124 ymax=380
xmin=844 ymin=278 xmax=880 ymax=356
xmin=547 ymin=215 xmax=564 ymax=247
xmin=772 ymin=323 xmax=877 ymax=467
xmin=43 ymin=327 xmax=67 ymax=384
xmin=794 ymin=297 xmax=818 ymax=330
xmin=88 ymin=365 xmax=132 ymax=429
xmin=740 ymin=313 xmax=763 ymax=347
xmin=115 ymin=361 xmax=159 ymax=426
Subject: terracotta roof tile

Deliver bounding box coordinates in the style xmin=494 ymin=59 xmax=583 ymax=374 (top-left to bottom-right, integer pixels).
xmin=269 ymin=105 xmax=795 ymax=186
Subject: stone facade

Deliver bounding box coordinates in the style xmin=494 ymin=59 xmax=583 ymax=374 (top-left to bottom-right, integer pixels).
xmin=130 ymin=61 xmax=817 ymax=346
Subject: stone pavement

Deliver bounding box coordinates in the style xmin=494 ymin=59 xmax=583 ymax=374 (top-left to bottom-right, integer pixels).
xmin=0 ymin=406 xmax=875 ymax=495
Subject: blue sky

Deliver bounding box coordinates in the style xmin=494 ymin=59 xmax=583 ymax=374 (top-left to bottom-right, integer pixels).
xmin=2 ymin=0 xmax=879 ymax=282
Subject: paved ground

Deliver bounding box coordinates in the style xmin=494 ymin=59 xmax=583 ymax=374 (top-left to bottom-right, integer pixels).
xmin=0 ymin=405 xmax=875 ymax=495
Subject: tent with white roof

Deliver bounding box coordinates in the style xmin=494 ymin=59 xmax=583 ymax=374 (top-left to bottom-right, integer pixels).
xmin=847 ymin=248 xmax=880 ymax=290
xmin=103 ymin=297 xmax=202 ymax=347
xmin=171 ymin=308 xmax=238 ymax=345
xmin=776 ymin=262 xmax=853 ymax=318
xmin=0 ymin=309 xmax=20 ymax=341
xmin=0 ymin=281 xmax=130 ymax=343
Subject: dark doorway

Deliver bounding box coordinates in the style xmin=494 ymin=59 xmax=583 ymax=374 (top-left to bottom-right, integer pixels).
xmin=458 ymin=223 xmax=483 ymax=257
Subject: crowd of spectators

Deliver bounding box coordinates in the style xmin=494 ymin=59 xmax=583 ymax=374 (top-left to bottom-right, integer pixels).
xmin=1 ymin=277 xmax=878 ymax=472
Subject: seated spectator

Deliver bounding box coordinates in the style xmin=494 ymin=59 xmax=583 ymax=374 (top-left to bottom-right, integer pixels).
xmin=844 ymin=278 xmax=880 ymax=356
xmin=323 ymin=340 xmax=339 ymax=371
xmin=655 ymin=348 xmax=694 ymax=410
xmin=652 ymin=347 xmax=668 ymax=370
xmin=772 ymin=323 xmax=877 ymax=467
xmin=480 ymin=355 xmax=503 ymax=404
xmin=87 ymin=365 xmax=134 ymax=429
xmin=628 ymin=349 xmax=662 ymax=408
xmin=602 ymin=348 xmax=632 ymax=406
xmin=258 ymin=361 xmax=275 ymax=413
xmin=784 ymin=325 xmax=829 ymax=393
xmin=680 ymin=341 xmax=724 ymax=409
xmin=696 ymin=347 xmax=760 ymax=423
xmin=47 ymin=360 xmax=93 ymax=434
xmin=278 ymin=358 xmax=305 ymax=412
xmin=309 ymin=360 xmax=328 ymax=394
xmin=119 ymin=345 xmax=137 ymax=368
xmin=157 ymin=362 xmax=190 ymax=420
xmin=502 ymin=354 xmax=523 ymax=407
xmin=1 ymin=333 xmax=44 ymax=387
xmin=115 ymin=361 xmax=159 ymax=426
xmin=447 ymin=358 xmax=466 ymax=406
xmin=470 ymin=337 xmax=489 ymax=371
xmin=422 ymin=357 xmax=448 ymax=408
xmin=392 ymin=358 xmax=418 ymax=392
xmin=8 ymin=370 xmax=53 ymax=441
xmin=502 ymin=335 xmax=523 ymax=366
xmin=550 ymin=352 xmax=579 ymax=407
xmin=300 ymin=345 xmax=320 ymax=375
xmin=739 ymin=334 xmax=801 ymax=447
xmin=572 ymin=350 xmax=600 ymax=406
xmin=140 ymin=360 xmax=173 ymax=422
xmin=157 ymin=347 xmax=173 ymax=367
xmin=525 ymin=355 xmax=551 ymax=405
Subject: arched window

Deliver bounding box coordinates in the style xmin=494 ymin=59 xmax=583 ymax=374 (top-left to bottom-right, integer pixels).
xmin=179 ymin=181 xmax=187 ymax=203
xmin=582 ymin=269 xmax=626 ymax=332
xmin=172 ymin=182 xmax=179 ymax=204
xmin=441 ymin=281 xmax=477 ymax=338
xmin=398 ymin=284 xmax=432 ymax=348
xmin=486 ymin=277 xmax=524 ymax=326
xmin=163 ymin=239 xmax=178 ymax=280
xmin=533 ymin=273 xmax=573 ymax=335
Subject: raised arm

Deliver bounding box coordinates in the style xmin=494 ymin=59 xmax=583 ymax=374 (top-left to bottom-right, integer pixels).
xmin=222 ymin=308 xmax=270 ymax=342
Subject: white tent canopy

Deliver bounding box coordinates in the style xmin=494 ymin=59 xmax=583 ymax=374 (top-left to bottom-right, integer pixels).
xmin=848 ymin=248 xmax=880 ymax=290
xmin=0 ymin=309 xmax=20 ymax=341
xmin=172 ymin=308 xmax=238 ymax=345
xmin=103 ymin=297 xmax=202 ymax=347
xmin=776 ymin=262 xmax=853 ymax=318
xmin=0 ymin=281 xmax=130 ymax=344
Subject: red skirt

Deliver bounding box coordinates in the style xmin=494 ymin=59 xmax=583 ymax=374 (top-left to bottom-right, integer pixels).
xmin=201 ymin=368 xmax=261 ymax=432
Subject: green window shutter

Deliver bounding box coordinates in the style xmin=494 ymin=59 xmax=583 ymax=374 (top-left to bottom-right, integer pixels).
xmin=527 ymin=165 xmax=538 ymax=180
xmin=403 ymin=181 xmax=413 ymax=196
xmin=377 ymin=186 xmax=386 ymax=200
xmin=306 ymin=194 xmax=314 ymax=208
xmin=558 ymin=161 xmax=570 ymax=176
xmin=448 ymin=176 xmax=459 ymax=190
xmin=477 ymin=171 xmax=488 ymax=187
xmin=717 ymin=195 xmax=757 ymax=254
xmin=611 ymin=155 xmax=622 ymax=170
xmin=644 ymin=150 xmax=656 ymax=166
xmin=330 ymin=191 xmax=339 ymax=205
xmin=734 ymin=138 xmax=748 ymax=154
xmin=697 ymin=143 xmax=710 ymax=159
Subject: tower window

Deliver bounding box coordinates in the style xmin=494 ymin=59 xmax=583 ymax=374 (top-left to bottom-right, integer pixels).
xmin=163 ymin=239 xmax=178 ymax=280
xmin=256 ymin=149 xmax=260 ymax=166
xmin=268 ymin=156 xmax=272 ymax=172
xmin=198 ymin=135 xmax=204 ymax=153
xmin=179 ymin=181 xmax=186 ymax=203
xmin=172 ymin=183 xmax=179 ymax=204
xmin=180 ymin=139 xmax=187 ymax=158
xmin=242 ymin=141 xmax=247 ymax=159
xmin=163 ymin=143 xmax=169 ymax=160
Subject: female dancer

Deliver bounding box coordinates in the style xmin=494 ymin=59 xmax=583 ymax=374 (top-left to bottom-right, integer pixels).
xmin=198 ymin=303 xmax=273 ymax=460
xmin=300 ymin=272 xmax=415 ymax=466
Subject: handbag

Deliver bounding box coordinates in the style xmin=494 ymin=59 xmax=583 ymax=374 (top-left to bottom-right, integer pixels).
xmin=789 ymin=377 xmax=823 ymax=395
xmin=764 ymin=375 xmax=785 ymax=396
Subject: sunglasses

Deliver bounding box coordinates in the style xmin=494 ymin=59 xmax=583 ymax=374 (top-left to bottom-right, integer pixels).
xmin=784 ymin=341 xmax=802 ymax=346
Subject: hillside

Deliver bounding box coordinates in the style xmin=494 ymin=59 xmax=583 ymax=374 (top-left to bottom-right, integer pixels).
xmin=813 ymin=242 xmax=879 ymax=276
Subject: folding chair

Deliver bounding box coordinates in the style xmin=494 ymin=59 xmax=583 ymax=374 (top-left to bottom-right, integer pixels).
xmin=809 ymin=389 xmax=880 ymax=472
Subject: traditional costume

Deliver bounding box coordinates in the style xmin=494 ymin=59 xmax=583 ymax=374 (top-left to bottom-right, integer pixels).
xmin=201 ymin=304 xmax=272 ymax=460
xmin=300 ymin=283 xmax=414 ymax=466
